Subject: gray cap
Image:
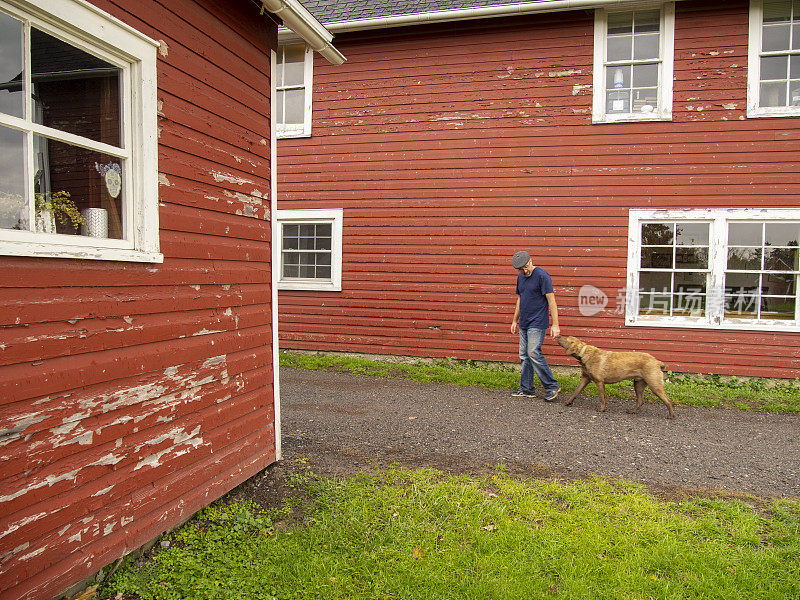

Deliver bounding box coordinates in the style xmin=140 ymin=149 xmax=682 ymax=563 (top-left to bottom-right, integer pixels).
xmin=512 ymin=250 xmax=530 ymax=269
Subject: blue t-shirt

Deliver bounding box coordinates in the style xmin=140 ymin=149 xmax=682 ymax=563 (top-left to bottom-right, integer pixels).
xmin=516 ymin=267 xmax=554 ymax=330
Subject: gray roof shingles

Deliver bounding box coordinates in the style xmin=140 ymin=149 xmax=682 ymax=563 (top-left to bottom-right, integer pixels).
xmin=300 ymin=0 xmax=547 ymax=24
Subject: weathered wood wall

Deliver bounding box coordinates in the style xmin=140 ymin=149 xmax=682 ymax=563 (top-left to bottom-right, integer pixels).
xmin=0 ymin=2 xmax=277 ymax=599
xmin=277 ymin=0 xmax=800 ymax=378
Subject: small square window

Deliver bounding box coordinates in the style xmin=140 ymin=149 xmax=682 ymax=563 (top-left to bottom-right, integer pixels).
xmin=276 ymin=209 xmax=342 ymax=291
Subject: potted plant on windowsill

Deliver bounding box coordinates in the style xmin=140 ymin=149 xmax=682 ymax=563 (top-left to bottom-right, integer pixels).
xmin=35 ymin=190 xmax=84 ymax=234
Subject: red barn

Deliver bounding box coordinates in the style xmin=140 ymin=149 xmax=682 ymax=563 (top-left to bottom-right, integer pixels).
xmin=0 ymin=1 xmax=342 ymax=599
xmin=275 ymin=0 xmax=800 ymax=378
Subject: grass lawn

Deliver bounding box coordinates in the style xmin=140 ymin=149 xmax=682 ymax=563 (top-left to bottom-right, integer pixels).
xmin=106 ymin=466 xmax=800 ymax=600
xmin=279 ymin=351 xmax=800 ymax=413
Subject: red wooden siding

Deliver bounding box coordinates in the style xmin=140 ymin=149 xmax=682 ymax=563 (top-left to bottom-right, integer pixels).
xmin=0 ymin=2 xmax=277 ymax=599
xmin=277 ymin=0 xmax=800 ymax=378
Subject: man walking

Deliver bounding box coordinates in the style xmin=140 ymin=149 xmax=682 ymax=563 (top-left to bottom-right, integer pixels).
xmin=511 ymin=250 xmax=561 ymax=401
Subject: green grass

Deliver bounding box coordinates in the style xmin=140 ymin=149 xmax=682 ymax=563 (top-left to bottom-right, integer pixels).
xmin=280 ymin=351 xmax=800 ymax=413
xmin=105 ymin=466 xmax=800 ymax=600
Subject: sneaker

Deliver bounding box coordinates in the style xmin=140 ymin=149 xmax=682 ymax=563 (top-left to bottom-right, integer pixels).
xmin=543 ymin=387 xmax=561 ymax=402
xmin=512 ymin=389 xmax=535 ymax=398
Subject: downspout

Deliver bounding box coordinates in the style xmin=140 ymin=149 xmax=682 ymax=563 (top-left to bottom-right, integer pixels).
xmin=270 ymin=49 xmax=281 ymax=461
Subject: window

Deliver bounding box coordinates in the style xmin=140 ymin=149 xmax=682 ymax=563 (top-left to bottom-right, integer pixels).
xmin=276 ymin=44 xmax=312 ymax=138
xmin=593 ymin=4 xmax=675 ymax=122
xmin=276 ymin=209 xmax=342 ymax=291
xmin=627 ymin=209 xmax=800 ymax=331
xmin=748 ymin=0 xmax=800 ymax=116
xmin=0 ymin=0 xmax=160 ymax=262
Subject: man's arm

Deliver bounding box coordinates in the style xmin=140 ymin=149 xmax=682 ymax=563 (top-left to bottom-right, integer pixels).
xmin=546 ymin=292 xmax=560 ymax=338
xmin=511 ymin=296 xmax=520 ymax=334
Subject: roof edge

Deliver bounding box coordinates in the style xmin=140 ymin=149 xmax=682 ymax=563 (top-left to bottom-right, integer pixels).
xmin=278 ymin=0 xmax=683 ymax=39
xmin=261 ymin=0 xmax=345 ymax=64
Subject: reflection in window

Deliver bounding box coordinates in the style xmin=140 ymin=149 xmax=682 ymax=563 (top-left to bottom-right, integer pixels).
xmin=0 ymin=13 xmax=125 ymax=239
xmin=725 ymin=221 xmax=799 ymax=320
xmin=639 ymin=221 xmax=710 ymax=317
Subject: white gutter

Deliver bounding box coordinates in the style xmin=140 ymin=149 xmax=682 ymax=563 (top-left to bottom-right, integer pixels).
xmin=261 ymin=0 xmax=346 ymax=64
xmin=279 ymin=0 xmax=686 ymax=38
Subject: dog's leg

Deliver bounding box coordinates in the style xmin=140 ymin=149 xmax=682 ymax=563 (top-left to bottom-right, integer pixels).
xmin=597 ymin=381 xmax=607 ymax=412
xmin=565 ymin=375 xmax=590 ymax=406
xmin=627 ymin=379 xmax=647 ymax=414
xmin=646 ymin=378 xmax=675 ymax=419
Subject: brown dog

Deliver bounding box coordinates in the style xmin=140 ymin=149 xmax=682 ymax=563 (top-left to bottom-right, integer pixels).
xmin=557 ymin=336 xmax=675 ymax=419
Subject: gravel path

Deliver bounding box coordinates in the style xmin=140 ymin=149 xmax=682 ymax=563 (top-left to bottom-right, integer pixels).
xmin=278 ymin=367 xmax=800 ymax=500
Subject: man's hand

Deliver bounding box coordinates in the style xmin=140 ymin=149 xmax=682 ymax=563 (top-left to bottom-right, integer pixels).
xmin=511 ymin=321 xmax=518 ymax=334
xmin=550 ymin=325 xmax=560 ymax=339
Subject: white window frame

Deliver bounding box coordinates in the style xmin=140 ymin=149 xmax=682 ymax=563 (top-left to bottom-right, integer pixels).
xmin=626 ymin=208 xmax=800 ymax=332
xmin=275 ymin=208 xmax=342 ymax=291
xmin=747 ymin=0 xmax=800 ymax=118
xmin=592 ymin=3 xmax=675 ymax=123
xmin=0 ymin=0 xmax=161 ymax=263
xmin=276 ymin=44 xmax=313 ymax=139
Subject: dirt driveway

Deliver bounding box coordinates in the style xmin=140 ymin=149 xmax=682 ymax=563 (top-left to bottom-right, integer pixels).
xmin=241 ymin=367 xmax=800 ymax=504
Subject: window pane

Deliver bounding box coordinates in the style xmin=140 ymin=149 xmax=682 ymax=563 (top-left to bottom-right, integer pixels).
xmin=638 ymin=293 xmax=671 ymax=316
xmin=607 ymin=65 xmax=630 ymax=89
xmin=607 ymin=12 xmax=633 ymax=34
xmin=762 ymin=55 xmax=789 ymax=81
xmin=763 ymin=23 xmax=791 ymax=51
xmin=607 ymin=35 xmax=631 ymax=61
xmin=765 ymin=247 xmax=799 ymax=270
xmin=674 ymin=271 xmax=706 ymax=294
xmin=761 ymin=296 xmax=795 ymax=319
xmin=0 ymin=126 xmax=26 ymax=230
xmin=791 ymin=55 xmax=800 ymax=78
xmin=794 ymin=23 xmax=800 ymax=49
xmin=764 ymin=1 xmax=792 ymax=23
xmin=316 ymin=265 xmax=331 ymax=279
xmin=639 ymin=271 xmax=671 ymax=292
xmin=642 ymin=222 xmax=673 ymax=245
xmin=728 ymin=247 xmax=763 ymax=270
xmin=763 ymin=272 xmax=796 ymax=295
xmin=725 ymin=292 xmax=759 ymax=319
xmin=284 ymin=88 xmax=305 ymax=124
xmin=31 ymin=28 xmax=122 ymax=147
xmin=38 ymin=137 xmax=124 ymax=238
xmin=676 ymin=247 xmax=708 ymax=269
xmin=632 ymin=63 xmax=658 ymax=88
xmin=765 ymin=222 xmax=799 ymax=246
xmin=641 ymin=247 xmax=672 ymax=268
xmin=633 ymin=33 xmax=659 ymax=60
xmin=761 ymin=81 xmax=787 ymax=106
xmin=728 ymin=222 xmax=763 ymax=246
xmin=725 ymin=272 xmax=760 ymax=294
xmin=282 ymin=44 xmax=305 ymax=87
xmin=676 ymin=222 xmax=709 ymax=245
xmin=634 ymin=10 xmax=660 ymax=32
xmin=0 ymin=12 xmax=24 ymax=119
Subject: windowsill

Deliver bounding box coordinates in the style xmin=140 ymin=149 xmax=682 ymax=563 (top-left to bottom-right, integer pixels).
xmin=277 ymin=130 xmax=311 ymax=139
xmin=593 ymin=112 xmax=672 ymax=124
xmin=0 ymin=238 xmax=163 ymax=262
xmin=747 ymin=107 xmax=800 ymax=118
xmin=277 ymin=279 xmax=341 ymax=292
xmin=628 ymin=315 xmax=800 ymax=332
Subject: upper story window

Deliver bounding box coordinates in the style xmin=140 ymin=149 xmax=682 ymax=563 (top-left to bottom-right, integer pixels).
xmin=748 ymin=0 xmax=800 ymax=116
xmin=276 ymin=44 xmax=313 ymax=138
xmin=627 ymin=209 xmax=799 ymax=331
xmin=276 ymin=209 xmax=342 ymax=291
xmin=0 ymin=0 xmax=161 ymax=262
xmin=593 ymin=4 xmax=675 ymax=123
